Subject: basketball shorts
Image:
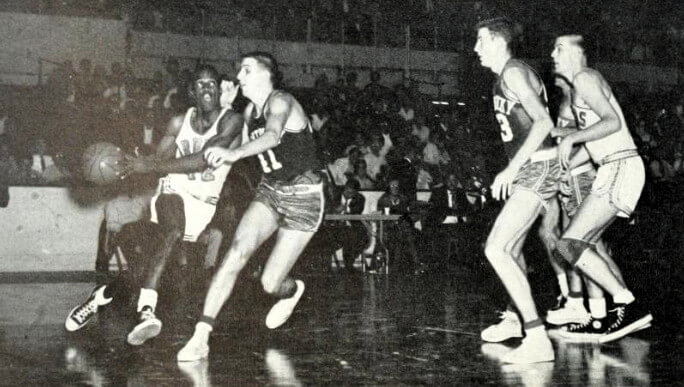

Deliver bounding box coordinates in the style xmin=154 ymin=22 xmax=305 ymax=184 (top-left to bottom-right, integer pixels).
xmin=559 ymin=163 xmax=596 ymax=218
xmin=254 ymin=174 xmax=325 ymax=232
xmin=590 ymin=151 xmax=644 ymax=218
xmin=150 ymin=188 xmax=218 ymax=243
xmin=512 ymin=157 xmax=561 ymax=207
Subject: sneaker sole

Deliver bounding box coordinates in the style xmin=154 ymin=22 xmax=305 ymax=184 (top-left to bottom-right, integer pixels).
xmin=598 ymin=315 xmax=653 ymax=344
xmin=265 ymin=280 xmax=305 ymax=329
xmin=127 ymin=319 xmax=162 ymax=346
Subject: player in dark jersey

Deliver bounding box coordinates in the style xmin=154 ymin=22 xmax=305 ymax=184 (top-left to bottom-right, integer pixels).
xmin=177 ymin=52 xmax=323 ymax=362
xmin=474 ymin=17 xmax=559 ymax=364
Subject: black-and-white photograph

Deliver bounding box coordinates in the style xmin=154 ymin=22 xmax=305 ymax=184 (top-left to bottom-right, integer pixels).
xmin=0 ymin=0 xmax=681 ymax=385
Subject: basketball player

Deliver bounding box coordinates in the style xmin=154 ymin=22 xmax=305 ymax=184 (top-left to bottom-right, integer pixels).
xmin=177 ymin=52 xmax=323 ymax=362
xmin=474 ymin=17 xmax=559 ymax=364
xmin=550 ymin=34 xmax=652 ymax=343
xmin=65 ymin=65 xmax=244 ymax=346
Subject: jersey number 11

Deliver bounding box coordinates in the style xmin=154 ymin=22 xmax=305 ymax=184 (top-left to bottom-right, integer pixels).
xmin=257 ymin=150 xmax=283 ymax=173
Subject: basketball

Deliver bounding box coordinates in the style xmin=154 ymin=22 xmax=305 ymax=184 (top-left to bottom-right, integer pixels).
xmin=82 ymin=142 xmax=125 ymax=185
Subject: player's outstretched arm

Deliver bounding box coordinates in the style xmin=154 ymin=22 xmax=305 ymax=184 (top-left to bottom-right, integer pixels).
xmin=567 ymin=145 xmax=591 ymax=170
xmin=205 ymin=94 xmax=291 ymax=167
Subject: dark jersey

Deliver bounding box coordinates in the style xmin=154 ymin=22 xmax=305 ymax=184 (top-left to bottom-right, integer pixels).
xmin=246 ymin=92 xmax=320 ymax=182
xmin=492 ymin=59 xmax=555 ymax=160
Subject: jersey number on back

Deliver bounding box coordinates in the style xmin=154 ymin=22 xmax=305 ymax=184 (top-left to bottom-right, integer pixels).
xmin=495 ymin=113 xmax=514 ymax=142
xmin=257 ymin=150 xmax=283 ymax=173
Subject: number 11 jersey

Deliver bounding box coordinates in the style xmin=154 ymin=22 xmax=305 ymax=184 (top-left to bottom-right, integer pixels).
xmin=245 ymin=93 xmax=320 ymax=182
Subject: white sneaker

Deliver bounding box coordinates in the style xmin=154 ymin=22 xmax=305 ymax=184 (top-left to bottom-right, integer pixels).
xmin=481 ymin=311 xmax=523 ymax=343
xmin=265 ymin=280 xmax=305 ymax=329
xmin=177 ymin=335 xmax=210 ymax=362
xmin=501 ymin=333 xmax=555 ymax=364
xmin=126 ymin=306 xmax=162 ymax=346
xmin=546 ymin=304 xmax=590 ymax=326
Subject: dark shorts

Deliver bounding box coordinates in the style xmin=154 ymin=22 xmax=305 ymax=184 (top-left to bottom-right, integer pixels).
xmin=512 ymin=159 xmax=561 ymax=206
xmin=254 ymin=175 xmax=325 ymax=232
xmin=560 ymin=164 xmax=596 ymax=217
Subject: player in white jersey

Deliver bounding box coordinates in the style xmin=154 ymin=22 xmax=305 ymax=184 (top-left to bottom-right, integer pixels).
xmin=551 ymin=34 xmax=652 ymax=343
xmin=547 ymin=75 xmax=630 ymax=340
xmin=64 ymin=65 xmax=244 ymax=346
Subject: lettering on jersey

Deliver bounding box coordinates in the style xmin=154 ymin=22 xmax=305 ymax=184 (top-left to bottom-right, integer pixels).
xmin=179 ymin=138 xmax=214 ymax=181
xmin=577 ymin=110 xmax=587 ymax=128
xmin=493 ymin=95 xmax=516 ymax=116
xmin=250 ymin=127 xmax=284 ymax=173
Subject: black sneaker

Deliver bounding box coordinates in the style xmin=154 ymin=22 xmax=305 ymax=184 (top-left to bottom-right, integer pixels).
xmin=598 ymin=301 xmax=653 ymax=344
xmin=65 ymin=285 xmax=105 ymax=332
xmin=126 ymin=306 xmax=162 ymax=346
xmin=559 ymin=316 xmax=608 ymax=342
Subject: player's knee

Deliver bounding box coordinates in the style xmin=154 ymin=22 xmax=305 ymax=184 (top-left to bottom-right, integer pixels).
xmin=484 ymin=242 xmax=504 ymax=262
xmin=556 ymin=238 xmax=590 ymax=266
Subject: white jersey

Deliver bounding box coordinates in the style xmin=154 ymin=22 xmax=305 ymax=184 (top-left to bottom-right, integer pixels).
xmin=572 ymin=75 xmax=637 ymax=162
xmin=159 ymin=107 xmax=232 ymax=204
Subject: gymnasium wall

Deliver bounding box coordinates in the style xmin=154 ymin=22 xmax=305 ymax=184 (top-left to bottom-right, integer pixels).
xmin=0 ymin=186 xmax=431 ymax=273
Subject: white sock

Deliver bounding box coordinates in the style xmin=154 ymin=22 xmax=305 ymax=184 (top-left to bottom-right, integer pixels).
xmin=557 ymin=274 xmax=569 ymax=297
xmin=566 ymin=296 xmax=584 ymax=309
xmin=137 ymin=288 xmax=158 ymax=312
xmin=525 ymin=325 xmax=547 ymax=339
xmin=94 ymin=285 xmax=113 ymax=306
xmin=612 ymin=289 xmax=635 ymax=305
xmin=589 ymin=298 xmax=607 ymax=319
xmin=195 ymin=322 xmax=213 ymax=336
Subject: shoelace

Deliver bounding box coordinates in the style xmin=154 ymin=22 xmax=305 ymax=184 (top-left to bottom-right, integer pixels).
xmin=72 ymin=300 xmax=97 ymax=323
xmin=498 ymin=311 xmax=517 ymax=323
xmin=607 ymin=306 xmax=625 ymax=330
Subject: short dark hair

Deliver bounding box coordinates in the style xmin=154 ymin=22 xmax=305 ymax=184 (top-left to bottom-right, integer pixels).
xmin=345 ymin=178 xmax=361 ymax=191
xmin=241 ymin=51 xmax=283 ymax=87
xmin=475 ymin=17 xmax=521 ymax=52
xmin=193 ymin=64 xmax=219 ymax=82
xmin=572 ymin=34 xmax=595 ymax=64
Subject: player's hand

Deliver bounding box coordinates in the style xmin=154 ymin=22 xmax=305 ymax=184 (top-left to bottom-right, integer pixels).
xmin=559 ymin=169 xmax=573 ymax=196
xmin=204 ymin=147 xmax=238 ymax=168
xmin=558 ymin=137 xmax=574 ymax=169
xmin=551 ymin=127 xmax=566 ymax=138
xmin=490 ymin=167 xmax=517 ymax=201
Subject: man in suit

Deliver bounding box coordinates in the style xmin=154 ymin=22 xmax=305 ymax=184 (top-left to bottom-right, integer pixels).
xmin=330 ymin=178 xmax=369 ymax=273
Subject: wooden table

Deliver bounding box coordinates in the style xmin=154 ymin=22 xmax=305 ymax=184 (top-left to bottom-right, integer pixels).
xmin=324 ymin=213 xmax=401 ymax=274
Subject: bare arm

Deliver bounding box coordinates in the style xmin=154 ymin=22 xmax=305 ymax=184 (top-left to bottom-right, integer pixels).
xmin=504 ymin=68 xmax=554 ymax=171
xmin=565 ymin=71 xmax=620 ymax=144
xmin=567 ymin=145 xmax=591 ymax=170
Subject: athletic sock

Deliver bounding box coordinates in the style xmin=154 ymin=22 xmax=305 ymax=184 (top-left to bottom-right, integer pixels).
xmin=137 ymin=288 xmax=158 ymax=312
xmin=557 ymin=273 xmax=569 ymax=297
xmin=612 ymin=289 xmax=635 ymax=305
xmin=566 ymin=293 xmax=584 ymax=309
xmin=589 ymin=298 xmax=607 ymax=319
xmin=196 ymin=321 xmax=213 ymax=334
xmin=94 ymin=285 xmax=113 ymax=306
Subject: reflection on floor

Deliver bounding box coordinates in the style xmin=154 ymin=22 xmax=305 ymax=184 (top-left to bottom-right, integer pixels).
xmin=0 ymin=270 xmax=679 ymax=386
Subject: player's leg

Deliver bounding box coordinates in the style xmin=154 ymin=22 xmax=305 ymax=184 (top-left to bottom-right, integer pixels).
xmin=483 ymin=190 xmax=553 ymax=363
xmin=65 ymin=221 xmax=150 ymax=332
xmin=177 ymin=200 xmax=279 ymax=361
xmin=557 ymin=194 xmax=651 ymax=342
xmin=538 ymin=198 xmax=568 ymax=298
xmin=127 ymin=194 xmax=185 ymax=345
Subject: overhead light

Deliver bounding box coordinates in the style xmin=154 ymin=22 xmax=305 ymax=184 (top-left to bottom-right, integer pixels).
xmin=457 ymin=102 xmax=466 ymax=106
xmin=431 ymin=101 xmax=449 ymax=105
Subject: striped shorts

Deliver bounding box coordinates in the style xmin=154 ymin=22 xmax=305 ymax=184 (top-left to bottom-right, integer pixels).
xmin=254 ymin=175 xmax=325 ymax=232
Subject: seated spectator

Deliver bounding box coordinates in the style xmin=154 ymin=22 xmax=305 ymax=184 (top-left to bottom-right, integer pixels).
xmin=363 ymin=131 xmax=392 ymax=181
xmin=328 ymin=146 xmax=362 ymax=187
xmin=425 ymin=172 xmax=473 ymax=228
xmin=376 ymin=178 xmax=421 ymax=274
xmin=326 ymin=178 xmax=369 ymax=273
xmin=350 ymin=158 xmax=376 ymax=190
xmin=30 ymin=138 xmax=66 ymax=184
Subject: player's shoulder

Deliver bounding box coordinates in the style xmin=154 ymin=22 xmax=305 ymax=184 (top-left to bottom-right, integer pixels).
xmin=217 ymin=108 xmax=244 ymax=130
xmin=572 ymin=68 xmax=604 ymax=87
xmin=167 ymin=112 xmax=187 ymax=135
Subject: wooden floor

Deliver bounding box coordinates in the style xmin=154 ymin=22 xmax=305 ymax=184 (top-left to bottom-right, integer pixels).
xmin=0 ymin=264 xmax=680 ymax=386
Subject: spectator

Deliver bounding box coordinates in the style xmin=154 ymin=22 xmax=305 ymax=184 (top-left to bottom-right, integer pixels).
xmin=328 ymin=146 xmax=362 ymax=187
xmin=327 ymin=178 xmax=369 ymax=273
xmin=350 ymin=158 xmax=376 ymax=190
xmin=363 ymin=131 xmax=392 ymax=181
xmin=376 ymin=178 xmax=421 ymax=274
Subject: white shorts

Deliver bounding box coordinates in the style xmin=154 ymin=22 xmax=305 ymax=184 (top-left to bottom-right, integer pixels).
xmin=590 ymin=154 xmax=644 ymax=218
xmin=150 ymin=190 xmax=217 ymax=242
